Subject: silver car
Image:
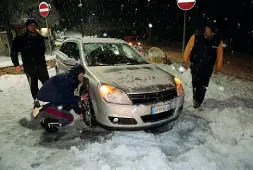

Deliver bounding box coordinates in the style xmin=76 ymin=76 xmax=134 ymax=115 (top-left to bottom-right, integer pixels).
xmin=55 ymin=37 xmax=184 ymax=130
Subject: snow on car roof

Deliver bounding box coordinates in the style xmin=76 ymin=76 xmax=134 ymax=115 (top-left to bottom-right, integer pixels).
xmin=67 ymin=37 xmax=127 ymax=44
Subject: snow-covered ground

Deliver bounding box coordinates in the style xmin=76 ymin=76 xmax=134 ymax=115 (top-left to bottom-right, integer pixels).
xmin=0 ymin=55 xmax=56 ymax=68
xmin=0 ymin=64 xmax=253 ymax=170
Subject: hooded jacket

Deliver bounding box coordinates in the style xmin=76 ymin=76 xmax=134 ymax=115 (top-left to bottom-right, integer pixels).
xmin=11 ymin=30 xmax=46 ymax=68
xmin=37 ymin=65 xmax=85 ymax=114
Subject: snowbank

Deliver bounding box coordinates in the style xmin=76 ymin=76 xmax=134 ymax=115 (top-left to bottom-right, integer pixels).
xmin=0 ymin=64 xmax=253 ymax=170
xmin=0 ymin=55 xmax=56 ymax=68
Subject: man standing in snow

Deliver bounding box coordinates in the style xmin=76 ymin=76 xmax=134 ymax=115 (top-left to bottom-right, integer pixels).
xmin=183 ymin=21 xmax=224 ymax=108
xmin=11 ymin=18 xmax=49 ymax=101
xmin=33 ymin=65 xmax=87 ymax=132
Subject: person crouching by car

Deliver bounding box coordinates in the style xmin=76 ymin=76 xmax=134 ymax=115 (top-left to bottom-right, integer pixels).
xmin=32 ymin=65 xmax=86 ymax=132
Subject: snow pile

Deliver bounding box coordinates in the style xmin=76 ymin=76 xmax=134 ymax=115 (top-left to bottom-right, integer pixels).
xmin=0 ymin=64 xmax=253 ymax=170
xmin=0 ymin=55 xmax=56 ymax=68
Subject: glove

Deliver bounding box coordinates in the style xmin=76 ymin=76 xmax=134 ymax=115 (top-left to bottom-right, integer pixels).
xmin=184 ymin=62 xmax=190 ymax=69
xmin=81 ymin=93 xmax=89 ymax=101
xmin=16 ymin=66 xmax=21 ymax=73
xmin=178 ymin=64 xmax=186 ymax=73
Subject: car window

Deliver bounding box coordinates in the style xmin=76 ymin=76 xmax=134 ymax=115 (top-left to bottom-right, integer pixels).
xmin=59 ymin=42 xmax=67 ymax=54
xmin=60 ymin=42 xmax=80 ymax=60
xmin=83 ymin=43 xmax=148 ymax=66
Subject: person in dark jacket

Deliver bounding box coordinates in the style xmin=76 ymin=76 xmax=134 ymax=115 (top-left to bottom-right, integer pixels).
xmin=183 ymin=20 xmax=224 ymax=108
xmin=32 ymin=65 xmax=86 ymax=132
xmin=11 ymin=18 xmax=49 ymax=101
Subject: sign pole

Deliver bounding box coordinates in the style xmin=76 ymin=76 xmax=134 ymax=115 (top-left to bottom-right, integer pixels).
xmin=39 ymin=2 xmax=52 ymax=55
xmin=182 ymin=10 xmax=187 ymax=54
xmin=45 ymin=18 xmax=52 ymax=55
xmin=176 ymin=0 xmax=196 ymax=54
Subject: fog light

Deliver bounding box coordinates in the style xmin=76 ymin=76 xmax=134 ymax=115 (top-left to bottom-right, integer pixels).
xmin=113 ymin=118 xmax=119 ymax=123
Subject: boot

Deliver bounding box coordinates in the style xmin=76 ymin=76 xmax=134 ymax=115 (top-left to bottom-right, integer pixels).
xmin=193 ymin=100 xmax=201 ymax=109
xmin=41 ymin=118 xmax=61 ymax=133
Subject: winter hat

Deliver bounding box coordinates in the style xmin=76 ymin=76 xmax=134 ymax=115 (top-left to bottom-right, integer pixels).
xmin=25 ymin=18 xmax=39 ymax=27
xmin=206 ymin=20 xmax=218 ymax=33
xmin=69 ymin=64 xmax=85 ymax=77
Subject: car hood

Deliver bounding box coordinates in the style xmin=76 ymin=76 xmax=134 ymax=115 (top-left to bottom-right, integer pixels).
xmin=88 ymin=64 xmax=176 ymax=93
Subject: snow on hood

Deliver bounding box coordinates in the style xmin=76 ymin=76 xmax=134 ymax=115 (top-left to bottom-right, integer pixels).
xmin=88 ymin=64 xmax=175 ymax=93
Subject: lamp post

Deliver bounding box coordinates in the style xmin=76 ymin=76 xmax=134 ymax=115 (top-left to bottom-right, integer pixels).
xmin=78 ymin=0 xmax=84 ymax=37
xmin=148 ymin=23 xmax=152 ymax=40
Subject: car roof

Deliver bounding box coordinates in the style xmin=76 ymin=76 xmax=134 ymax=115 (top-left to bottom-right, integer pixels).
xmin=65 ymin=37 xmax=128 ymax=44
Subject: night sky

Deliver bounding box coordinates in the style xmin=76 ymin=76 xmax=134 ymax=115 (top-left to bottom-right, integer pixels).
xmin=53 ymin=0 xmax=253 ymax=39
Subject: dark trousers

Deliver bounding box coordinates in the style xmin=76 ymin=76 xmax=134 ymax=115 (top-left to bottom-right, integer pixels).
xmin=39 ymin=105 xmax=74 ymax=126
xmin=24 ymin=67 xmax=49 ymax=100
xmin=191 ymin=67 xmax=212 ymax=105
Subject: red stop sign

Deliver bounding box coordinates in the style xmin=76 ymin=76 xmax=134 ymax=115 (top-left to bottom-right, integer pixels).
xmin=39 ymin=2 xmax=50 ymax=17
xmin=177 ymin=0 xmax=196 ymax=11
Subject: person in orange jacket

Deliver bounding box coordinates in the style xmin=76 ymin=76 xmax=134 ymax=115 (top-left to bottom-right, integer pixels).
xmin=183 ymin=21 xmax=223 ymax=108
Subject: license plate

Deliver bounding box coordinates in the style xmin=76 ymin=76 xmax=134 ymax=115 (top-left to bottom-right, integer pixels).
xmin=151 ymin=104 xmax=172 ymax=115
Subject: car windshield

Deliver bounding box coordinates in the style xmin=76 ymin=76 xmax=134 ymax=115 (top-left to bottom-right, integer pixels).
xmin=83 ymin=43 xmax=148 ymax=66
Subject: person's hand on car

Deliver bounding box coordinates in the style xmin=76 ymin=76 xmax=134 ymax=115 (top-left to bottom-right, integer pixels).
xmin=16 ymin=66 xmax=21 ymax=73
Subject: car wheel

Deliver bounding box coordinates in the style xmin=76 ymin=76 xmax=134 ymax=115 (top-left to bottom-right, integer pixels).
xmin=83 ymin=100 xmax=97 ymax=127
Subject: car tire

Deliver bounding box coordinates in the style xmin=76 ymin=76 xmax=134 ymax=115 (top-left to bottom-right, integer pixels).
xmin=83 ymin=100 xmax=97 ymax=127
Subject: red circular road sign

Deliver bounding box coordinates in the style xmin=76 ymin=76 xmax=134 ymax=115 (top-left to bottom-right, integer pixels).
xmin=177 ymin=0 xmax=196 ymax=10
xmin=39 ymin=2 xmax=50 ymax=17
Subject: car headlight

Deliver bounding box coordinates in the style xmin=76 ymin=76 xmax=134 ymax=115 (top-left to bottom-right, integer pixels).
xmin=98 ymin=84 xmax=132 ymax=105
xmin=174 ymin=78 xmax=184 ymax=96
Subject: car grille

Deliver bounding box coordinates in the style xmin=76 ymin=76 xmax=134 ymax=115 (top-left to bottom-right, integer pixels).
xmin=141 ymin=109 xmax=175 ymax=123
xmin=128 ymin=89 xmax=177 ymax=105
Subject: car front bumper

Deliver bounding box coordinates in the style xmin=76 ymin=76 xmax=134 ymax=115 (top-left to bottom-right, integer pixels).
xmin=94 ymin=95 xmax=184 ymax=130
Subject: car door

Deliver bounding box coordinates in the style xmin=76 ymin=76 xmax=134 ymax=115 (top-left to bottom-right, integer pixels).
xmin=56 ymin=41 xmax=81 ymax=73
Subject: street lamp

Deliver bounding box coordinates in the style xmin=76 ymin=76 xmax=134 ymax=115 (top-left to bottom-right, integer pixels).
xmin=78 ymin=0 xmax=84 ymax=37
xmin=148 ymin=23 xmax=152 ymax=40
